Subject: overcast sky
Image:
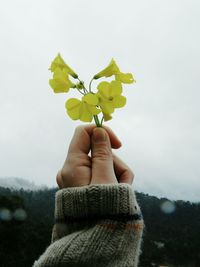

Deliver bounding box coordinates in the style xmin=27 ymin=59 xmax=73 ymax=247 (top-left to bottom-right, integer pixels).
xmin=0 ymin=0 xmax=199 ymax=202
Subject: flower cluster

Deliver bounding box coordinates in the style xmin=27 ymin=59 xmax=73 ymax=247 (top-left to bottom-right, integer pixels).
xmin=49 ymin=54 xmax=135 ymax=127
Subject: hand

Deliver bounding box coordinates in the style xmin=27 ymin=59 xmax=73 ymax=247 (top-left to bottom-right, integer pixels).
xmin=56 ymin=125 xmax=134 ymax=188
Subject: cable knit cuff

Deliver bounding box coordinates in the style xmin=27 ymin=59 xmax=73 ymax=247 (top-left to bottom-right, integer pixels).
xmin=55 ymin=183 xmax=141 ymax=222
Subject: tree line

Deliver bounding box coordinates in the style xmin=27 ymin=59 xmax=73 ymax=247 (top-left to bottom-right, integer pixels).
xmin=0 ymin=186 xmax=199 ymax=267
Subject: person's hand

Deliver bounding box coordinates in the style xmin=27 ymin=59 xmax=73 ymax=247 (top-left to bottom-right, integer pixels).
xmin=56 ymin=125 xmax=134 ymax=188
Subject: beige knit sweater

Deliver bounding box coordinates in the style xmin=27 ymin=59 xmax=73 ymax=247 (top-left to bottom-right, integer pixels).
xmin=33 ymin=183 xmax=143 ymax=267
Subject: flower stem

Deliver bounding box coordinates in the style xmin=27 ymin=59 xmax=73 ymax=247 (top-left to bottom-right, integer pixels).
xmin=93 ymin=115 xmax=101 ymax=127
xmin=77 ymin=88 xmax=85 ymax=95
xmin=77 ymin=78 xmax=88 ymax=94
xmin=100 ymin=116 xmax=104 ymax=126
xmin=89 ymin=78 xmax=94 ymax=92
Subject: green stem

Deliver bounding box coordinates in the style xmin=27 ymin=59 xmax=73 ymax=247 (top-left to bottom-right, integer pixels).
xmin=77 ymin=78 xmax=88 ymax=94
xmin=93 ymin=115 xmax=101 ymax=127
xmin=77 ymin=88 xmax=85 ymax=95
xmin=89 ymin=78 xmax=94 ymax=92
xmin=100 ymin=116 xmax=104 ymax=126
xmin=75 ymin=77 xmax=102 ymax=127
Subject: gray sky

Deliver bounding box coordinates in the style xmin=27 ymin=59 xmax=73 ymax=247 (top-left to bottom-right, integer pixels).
xmin=0 ymin=0 xmax=199 ymax=201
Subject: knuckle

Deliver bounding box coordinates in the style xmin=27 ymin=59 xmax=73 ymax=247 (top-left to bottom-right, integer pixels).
xmin=66 ymin=156 xmax=76 ymax=166
xmin=127 ymin=168 xmax=134 ymax=182
xmin=93 ymin=145 xmax=112 ymax=160
xmin=75 ymin=125 xmax=84 ymax=134
xmin=60 ymin=167 xmax=70 ymax=180
xmin=56 ymin=170 xmax=63 ymax=187
xmin=60 ymin=167 xmax=73 ymax=187
xmin=67 ymin=153 xmax=89 ymax=167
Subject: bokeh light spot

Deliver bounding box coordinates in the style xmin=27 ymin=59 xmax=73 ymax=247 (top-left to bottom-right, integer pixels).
xmin=13 ymin=208 xmax=27 ymax=221
xmin=0 ymin=208 xmax=12 ymax=221
xmin=160 ymin=200 xmax=176 ymax=214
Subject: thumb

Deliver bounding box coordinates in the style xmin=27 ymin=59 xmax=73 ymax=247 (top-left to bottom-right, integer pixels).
xmin=91 ymin=128 xmax=117 ymax=184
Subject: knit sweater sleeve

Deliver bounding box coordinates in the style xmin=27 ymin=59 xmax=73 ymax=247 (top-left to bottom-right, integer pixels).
xmin=33 ymin=183 xmax=144 ymax=267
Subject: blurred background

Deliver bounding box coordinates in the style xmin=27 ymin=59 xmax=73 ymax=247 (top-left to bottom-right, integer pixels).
xmin=0 ymin=1 xmax=200 ymax=266
xmin=0 ymin=0 xmax=200 ymax=201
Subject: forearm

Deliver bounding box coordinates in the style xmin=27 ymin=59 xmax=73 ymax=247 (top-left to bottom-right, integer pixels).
xmin=33 ymin=183 xmax=143 ymax=267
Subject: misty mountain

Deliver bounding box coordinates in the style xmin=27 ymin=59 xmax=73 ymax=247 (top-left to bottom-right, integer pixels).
xmin=0 ymin=177 xmax=47 ymax=191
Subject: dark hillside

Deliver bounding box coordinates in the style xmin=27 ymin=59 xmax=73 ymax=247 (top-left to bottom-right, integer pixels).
xmin=0 ymin=187 xmax=199 ymax=267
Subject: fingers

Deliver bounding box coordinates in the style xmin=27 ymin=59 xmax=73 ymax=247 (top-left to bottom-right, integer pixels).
xmin=57 ymin=152 xmax=134 ymax=188
xmin=68 ymin=124 xmax=121 ymax=155
xmin=56 ymin=125 xmax=129 ymax=188
xmin=56 ymin=170 xmax=64 ymax=189
xmin=113 ymin=153 xmax=134 ymax=185
xmin=68 ymin=125 xmax=92 ymax=155
xmin=90 ymin=128 xmax=117 ymax=184
xmin=103 ymin=125 xmax=122 ymax=149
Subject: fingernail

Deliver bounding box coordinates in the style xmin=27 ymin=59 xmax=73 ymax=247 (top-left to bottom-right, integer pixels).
xmin=93 ymin=128 xmax=106 ymax=143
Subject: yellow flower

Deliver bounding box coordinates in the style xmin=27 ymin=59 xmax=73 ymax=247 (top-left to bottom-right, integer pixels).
xmin=97 ymin=80 xmax=126 ymax=114
xmin=65 ymin=93 xmax=101 ymax=122
xmin=94 ymin=58 xmax=135 ymax=84
xmin=49 ymin=53 xmax=78 ymax=78
xmin=94 ymin=58 xmax=120 ymax=79
xmin=49 ymin=68 xmax=75 ymax=93
xmin=115 ymin=72 xmax=135 ymax=84
xmin=103 ymin=113 xmax=112 ymax=122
